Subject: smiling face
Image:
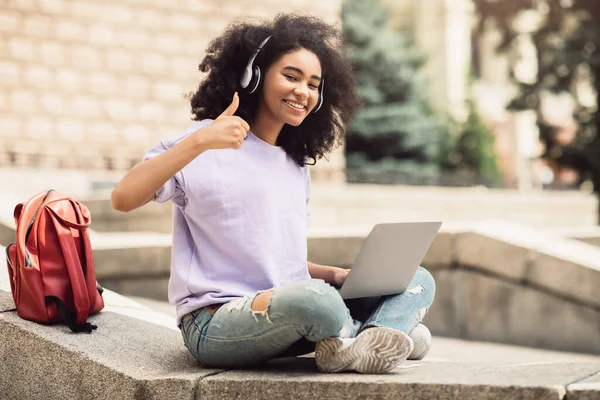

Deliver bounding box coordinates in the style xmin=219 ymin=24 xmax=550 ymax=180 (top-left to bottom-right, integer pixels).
xmin=257 ymin=48 xmax=323 ymax=127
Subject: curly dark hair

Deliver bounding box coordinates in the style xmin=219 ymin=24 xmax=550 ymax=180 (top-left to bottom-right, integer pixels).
xmin=189 ymin=13 xmax=361 ymax=167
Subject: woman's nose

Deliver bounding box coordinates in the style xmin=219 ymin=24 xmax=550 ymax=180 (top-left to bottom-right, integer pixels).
xmin=294 ymin=84 xmax=309 ymax=98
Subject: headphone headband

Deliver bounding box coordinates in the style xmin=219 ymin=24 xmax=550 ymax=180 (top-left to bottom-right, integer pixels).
xmin=240 ymin=36 xmax=271 ymax=90
xmin=239 ymin=35 xmax=324 ymax=113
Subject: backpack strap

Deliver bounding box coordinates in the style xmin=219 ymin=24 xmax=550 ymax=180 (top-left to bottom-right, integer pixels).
xmin=47 ymin=206 xmax=93 ymax=331
xmin=46 ymin=296 xmax=97 ymax=333
xmin=46 ymin=199 xmax=101 ymax=311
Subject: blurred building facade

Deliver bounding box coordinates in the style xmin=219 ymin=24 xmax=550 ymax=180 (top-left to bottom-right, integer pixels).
xmin=385 ymin=0 xmax=543 ymax=191
xmin=0 ymin=0 xmax=345 ymax=195
xmin=0 ymin=0 xmax=578 ymax=194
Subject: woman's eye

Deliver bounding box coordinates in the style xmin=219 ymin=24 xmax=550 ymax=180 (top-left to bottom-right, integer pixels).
xmin=309 ymin=83 xmax=319 ymax=90
xmin=285 ymin=74 xmax=297 ymax=81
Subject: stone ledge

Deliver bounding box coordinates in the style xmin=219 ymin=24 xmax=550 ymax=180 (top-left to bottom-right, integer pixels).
xmin=451 ymin=221 xmax=600 ymax=310
xmin=530 ymin=240 xmax=600 ymax=311
xmin=84 ymin=197 xmax=173 ymax=233
xmin=568 ymin=371 xmax=600 ymax=400
xmin=2 ymin=243 xmax=600 ymax=400
xmin=0 ymin=278 xmax=220 ymax=400
xmin=0 ymin=290 xmax=15 ymax=312
xmin=454 ymin=225 xmax=539 ymax=280
xmin=4 ymin=300 xmax=600 ymax=400
xmin=92 ymin=236 xmax=171 ymax=280
xmin=426 ymin=268 xmax=600 ymax=354
xmin=0 ymin=249 xmax=209 ymax=399
xmin=198 ymin=359 xmax=600 ymax=400
xmin=547 ymin=226 xmax=600 ymax=248
xmin=0 ymin=310 xmax=209 ymax=400
xmin=198 ymin=360 xmax=600 ymax=400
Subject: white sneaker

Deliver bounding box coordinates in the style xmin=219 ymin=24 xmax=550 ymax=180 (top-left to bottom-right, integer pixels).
xmin=408 ymin=323 xmax=431 ymax=360
xmin=315 ymin=327 xmax=414 ymax=374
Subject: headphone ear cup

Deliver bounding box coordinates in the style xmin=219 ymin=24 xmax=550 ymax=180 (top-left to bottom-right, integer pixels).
xmin=240 ymin=65 xmax=253 ymax=89
xmin=247 ymin=65 xmax=261 ymax=94
xmin=312 ymin=79 xmax=324 ymax=113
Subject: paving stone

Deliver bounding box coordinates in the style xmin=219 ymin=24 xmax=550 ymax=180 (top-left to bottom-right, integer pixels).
xmin=578 ymin=237 xmax=600 ymax=247
xmin=0 ymin=289 xmax=15 ymax=312
xmin=0 ymin=307 xmax=219 ymax=400
xmin=422 ymin=269 xmax=466 ymax=338
xmin=464 ymin=271 xmax=600 ymax=354
xmin=93 ymin=243 xmax=171 ymax=279
xmin=422 ymin=231 xmax=457 ymax=268
xmin=421 ymin=267 xmax=600 ymax=355
xmin=568 ymin=371 xmax=600 ymax=400
xmin=548 ymin=226 xmax=600 ymax=248
xmin=454 ymin=228 xmax=535 ymax=281
xmin=198 ymin=358 xmax=600 ymax=400
xmin=101 ymin=276 xmax=170 ymax=302
xmin=84 ymin=197 xmax=172 ymax=233
xmin=529 ymin=239 xmax=600 ymax=309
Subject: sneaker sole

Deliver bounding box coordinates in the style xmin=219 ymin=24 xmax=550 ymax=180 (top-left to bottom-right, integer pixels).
xmin=315 ymin=327 xmax=414 ymax=374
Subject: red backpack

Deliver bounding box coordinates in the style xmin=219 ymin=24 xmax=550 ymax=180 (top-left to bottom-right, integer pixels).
xmin=5 ymin=190 xmax=104 ymax=333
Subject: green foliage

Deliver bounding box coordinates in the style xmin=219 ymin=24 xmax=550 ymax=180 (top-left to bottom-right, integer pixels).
xmin=438 ymin=100 xmax=503 ymax=187
xmin=473 ymin=0 xmax=600 ymax=194
xmin=342 ymin=0 xmax=446 ymax=167
xmin=342 ymin=0 xmax=502 ymax=187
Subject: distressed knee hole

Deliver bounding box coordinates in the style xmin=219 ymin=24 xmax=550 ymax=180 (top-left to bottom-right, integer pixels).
xmin=251 ymin=290 xmax=273 ymax=312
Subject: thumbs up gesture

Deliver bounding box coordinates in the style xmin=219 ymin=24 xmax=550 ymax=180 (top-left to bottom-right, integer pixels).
xmin=196 ymin=92 xmax=250 ymax=150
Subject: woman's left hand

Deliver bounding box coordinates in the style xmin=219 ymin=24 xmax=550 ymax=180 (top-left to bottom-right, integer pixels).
xmin=332 ymin=267 xmax=350 ymax=288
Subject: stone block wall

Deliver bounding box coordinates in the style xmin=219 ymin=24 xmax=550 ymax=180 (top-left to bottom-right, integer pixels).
xmin=0 ymin=0 xmax=344 ymax=182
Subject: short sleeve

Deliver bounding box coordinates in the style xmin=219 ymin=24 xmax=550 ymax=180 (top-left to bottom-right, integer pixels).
xmin=142 ymin=120 xmax=213 ymax=209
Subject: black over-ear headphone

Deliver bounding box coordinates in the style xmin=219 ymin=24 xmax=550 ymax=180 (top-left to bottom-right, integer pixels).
xmin=239 ymin=36 xmax=325 ymax=113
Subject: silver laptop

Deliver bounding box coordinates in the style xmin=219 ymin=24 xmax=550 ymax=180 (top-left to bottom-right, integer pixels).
xmin=338 ymin=222 xmax=442 ymax=299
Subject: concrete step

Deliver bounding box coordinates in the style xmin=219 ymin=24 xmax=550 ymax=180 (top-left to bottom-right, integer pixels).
xmin=2 ymin=248 xmax=599 ymax=400
xmin=2 ymin=301 xmax=600 ymax=400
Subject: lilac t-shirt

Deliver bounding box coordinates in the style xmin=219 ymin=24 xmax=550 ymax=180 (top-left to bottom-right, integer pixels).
xmin=144 ymin=119 xmax=312 ymax=326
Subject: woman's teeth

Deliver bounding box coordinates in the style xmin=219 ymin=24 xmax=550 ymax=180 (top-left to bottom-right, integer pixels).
xmin=284 ymin=100 xmax=305 ymax=110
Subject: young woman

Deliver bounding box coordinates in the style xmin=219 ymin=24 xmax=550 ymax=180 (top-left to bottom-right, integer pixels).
xmin=111 ymin=13 xmax=435 ymax=374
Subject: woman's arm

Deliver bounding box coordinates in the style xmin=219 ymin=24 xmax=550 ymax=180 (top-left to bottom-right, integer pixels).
xmin=307 ymin=261 xmax=350 ymax=287
xmin=111 ymin=133 xmax=210 ymax=212
xmin=111 ymin=93 xmax=250 ymax=213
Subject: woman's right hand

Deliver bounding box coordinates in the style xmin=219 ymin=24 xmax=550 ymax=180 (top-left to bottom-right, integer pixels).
xmin=111 ymin=93 xmax=249 ymax=213
xmin=196 ymin=92 xmax=250 ymax=150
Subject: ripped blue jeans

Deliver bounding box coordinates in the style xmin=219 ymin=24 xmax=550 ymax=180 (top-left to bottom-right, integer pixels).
xmin=179 ymin=267 xmax=435 ymax=368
